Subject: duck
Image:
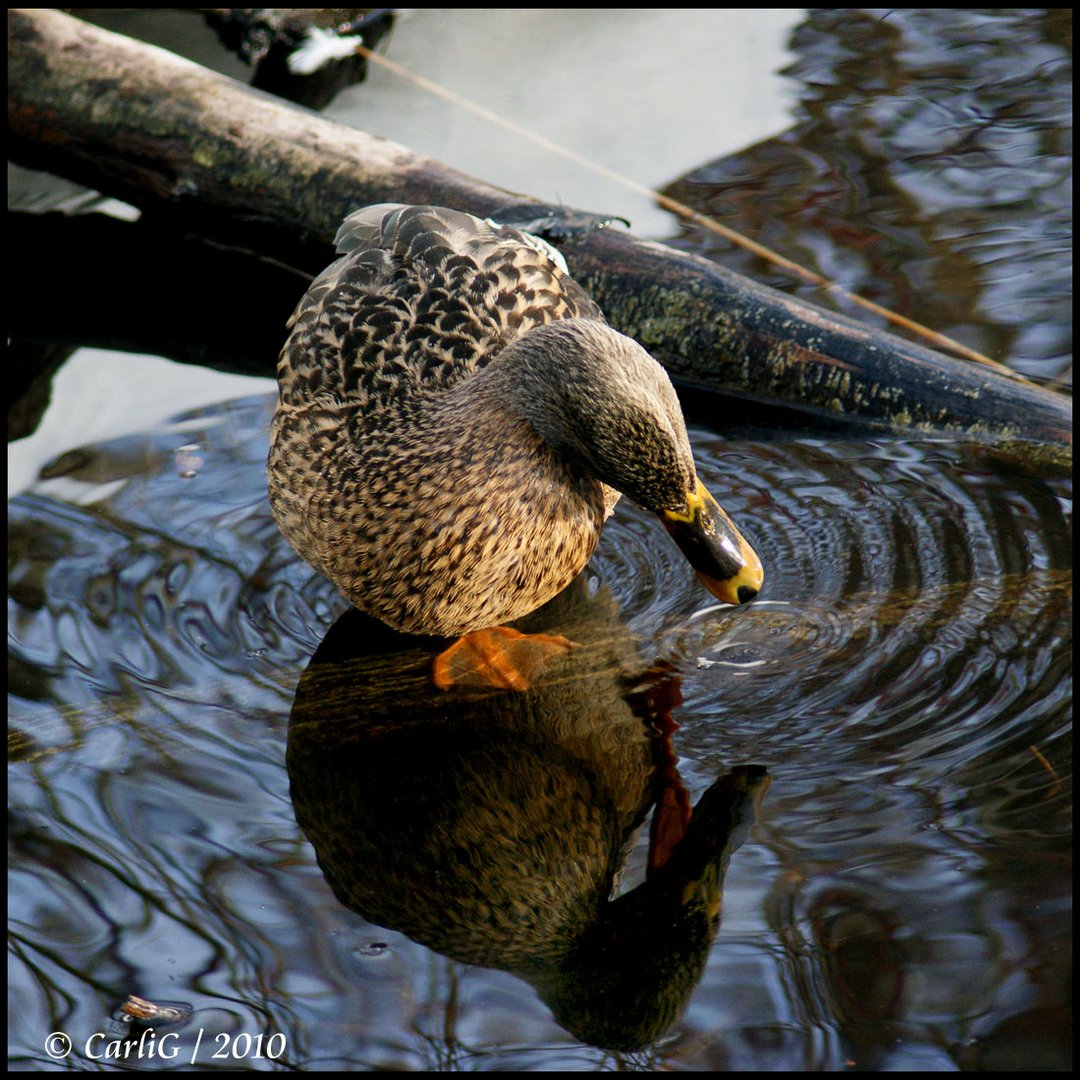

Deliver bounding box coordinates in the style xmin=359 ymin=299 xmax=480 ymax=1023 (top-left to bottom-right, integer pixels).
xmin=268 ymin=204 xmax=764 ymax=688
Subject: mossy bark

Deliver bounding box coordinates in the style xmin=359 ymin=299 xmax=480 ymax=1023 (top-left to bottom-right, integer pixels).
xmin=8 ymin=8 xmax=1071 ymax=445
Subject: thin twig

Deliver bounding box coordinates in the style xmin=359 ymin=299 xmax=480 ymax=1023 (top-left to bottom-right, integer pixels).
xmin=355 ymin=43 xmax=1031 ymax=384
xmin=1029 ymin=744 xmax=1062 ymax=798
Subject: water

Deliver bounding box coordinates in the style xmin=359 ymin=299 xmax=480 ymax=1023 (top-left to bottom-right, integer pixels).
xmin=9 ymin=396 xmax=1070 ymax=1069
xmin=8 ymin=8 xmax=1072 ymax=1073
xmin=665 ymin=8 xmax=1072 ymax=387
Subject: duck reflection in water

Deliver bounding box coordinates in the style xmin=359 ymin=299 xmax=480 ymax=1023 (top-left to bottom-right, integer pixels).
xmin=287 ymin=577 xmax=768 ymax=1052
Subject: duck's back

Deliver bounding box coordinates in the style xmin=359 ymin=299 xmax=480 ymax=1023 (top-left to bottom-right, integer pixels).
xmin=278 ymin=204 xmax=604 ymax=424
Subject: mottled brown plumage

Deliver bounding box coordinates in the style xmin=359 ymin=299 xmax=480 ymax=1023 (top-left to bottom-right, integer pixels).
xmin=269 ymin=204 xmax=761 ymax=637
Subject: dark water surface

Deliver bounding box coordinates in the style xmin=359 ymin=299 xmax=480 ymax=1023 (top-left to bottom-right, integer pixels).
xmin=8 ymin=8 xmax=1072 ymax=1073
xmin=666 ymin=7 xmax=1072 ymax=388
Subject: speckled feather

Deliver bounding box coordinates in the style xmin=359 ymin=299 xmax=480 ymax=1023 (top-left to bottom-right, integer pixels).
xmin=278 ymin=204 xmax=603 ymax=424
xmin=269 ymin=205 xmax=699 ymax=637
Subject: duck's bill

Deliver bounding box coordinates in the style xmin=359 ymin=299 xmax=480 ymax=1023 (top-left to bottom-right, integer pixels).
xmin=660 ymin=480 xmax=764 ymax=605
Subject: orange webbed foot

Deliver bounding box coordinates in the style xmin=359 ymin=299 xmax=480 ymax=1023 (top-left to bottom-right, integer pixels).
xmin=432 ymin=626 xmax=576 ymax=691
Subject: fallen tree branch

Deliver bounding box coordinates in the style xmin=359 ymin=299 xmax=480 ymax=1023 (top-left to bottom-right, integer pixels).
xmin=7 ymin=8 xmax=1071 ymax=445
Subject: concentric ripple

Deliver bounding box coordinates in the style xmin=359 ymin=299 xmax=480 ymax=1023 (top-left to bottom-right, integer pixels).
xmin=589 ymin=427 xmax=1071 ymax=770
xmin=10 ymin=406 xmax=1070 ymax=775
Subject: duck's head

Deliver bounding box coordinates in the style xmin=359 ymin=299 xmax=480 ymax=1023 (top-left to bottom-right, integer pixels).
xmin=493 ymin=320 xmax=765 ymax=607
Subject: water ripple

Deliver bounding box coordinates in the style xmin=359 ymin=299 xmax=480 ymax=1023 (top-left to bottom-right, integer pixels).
xmin=588 ymin=429 xmax=1070 ymax=782
xmin=7 ymin=395 xmax=1071 ymax=1073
